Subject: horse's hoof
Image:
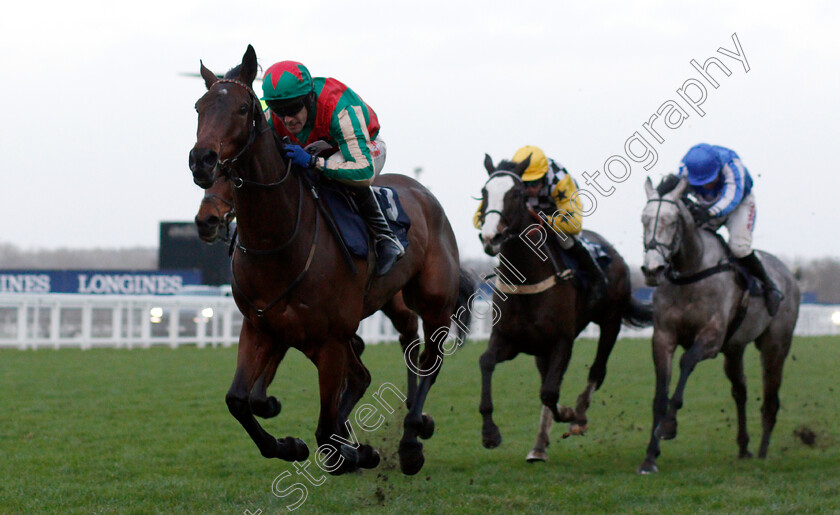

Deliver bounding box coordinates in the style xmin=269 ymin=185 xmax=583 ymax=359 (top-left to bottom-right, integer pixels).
xmin=739 ymin=450 xmax=754 ymax=459
xmin=252 ymin=396 xmax=282 ymax=418
xmin=637 ymin=460 xmax=659 ymax=475
xmin=525 ymin=450 xmax=548 ymax=463
xmin=398 ymin=440 xmax=425 ymax=476
xmin=482 ymin=425 xmax=502 ymax=449
xmin=418 ymin=413 xmax=435 ymax=440
xmin=562 ymin=423 xmax=589 ymax=438
xmin=654 ymin=420 xmax=677 ymax=440
xmin=358 ymin=445 xmax=381 ymax=469
xmin=277 ymin=437 xmax=309 ymax=462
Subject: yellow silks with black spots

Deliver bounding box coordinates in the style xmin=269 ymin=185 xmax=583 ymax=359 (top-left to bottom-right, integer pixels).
xmin=545 ymin=173 xmax=582 ymax=236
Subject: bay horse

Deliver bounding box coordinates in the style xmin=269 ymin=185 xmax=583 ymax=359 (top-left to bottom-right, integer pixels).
xmin=189 ymin=45 xmax=474 ymax=475
xmin=637 ymin=176 xmax=800 ymax=474
xmin=195 ymin=174 xmax=236 ymax=243
xmin=477 ymin=156 xmax=653 ymax=462
xmin=192 ymin=173 xmax=426 ymax=416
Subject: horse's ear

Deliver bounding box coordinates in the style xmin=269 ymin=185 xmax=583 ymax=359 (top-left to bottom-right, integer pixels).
xmin=513 ymin=155 xmax=531 ymax=177
xmin=484 ymin=154 xmax=495 ymax=175
xmin=239 ymin=45 xmax=258 ymax=86
xmin=644 ymin=176 xmax=656 ymax=199
xmin=672 ymin=177 xmax=689 ymax=199
xmin=200 ymin=60 xmax=218 ymax=90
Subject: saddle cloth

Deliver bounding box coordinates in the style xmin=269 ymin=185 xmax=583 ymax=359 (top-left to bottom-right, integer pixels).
xmin=553 ymin=234 xmax=611 ymax=291
xmin=317 ymin=182 xmax=411 ymax=258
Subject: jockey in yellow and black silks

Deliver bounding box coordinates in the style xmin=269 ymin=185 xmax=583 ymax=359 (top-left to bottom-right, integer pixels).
xmin=476 ymin=145 xmax=608 ymax=309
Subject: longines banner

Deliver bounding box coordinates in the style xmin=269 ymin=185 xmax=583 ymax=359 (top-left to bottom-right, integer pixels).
xmin=0 ymin=270 xmax=202 ymax=295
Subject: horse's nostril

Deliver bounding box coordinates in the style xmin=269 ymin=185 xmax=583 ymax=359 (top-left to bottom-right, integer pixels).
xmin=202 ymin=151 xmax=218 ymax=168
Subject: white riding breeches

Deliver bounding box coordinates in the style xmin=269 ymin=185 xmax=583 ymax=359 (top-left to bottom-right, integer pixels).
xmin=717 ymin=192 xmax=756 ymax=258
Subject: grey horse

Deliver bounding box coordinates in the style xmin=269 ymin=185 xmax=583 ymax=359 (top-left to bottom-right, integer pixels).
xmin=638 ymin=176 xmax=800 ymax=474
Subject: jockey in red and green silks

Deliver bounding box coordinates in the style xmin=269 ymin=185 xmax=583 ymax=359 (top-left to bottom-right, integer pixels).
xmin=261 ymin=61 xmax=403 ymax=276
xmin=262 ymin=61 xmax=384 ymax=185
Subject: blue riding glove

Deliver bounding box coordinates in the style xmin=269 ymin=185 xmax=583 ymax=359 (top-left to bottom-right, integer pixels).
xmin=284 ymin=144 xmax=315 ymax=169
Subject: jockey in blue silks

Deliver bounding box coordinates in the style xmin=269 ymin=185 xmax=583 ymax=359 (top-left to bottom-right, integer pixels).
xmin=678 ymin=143 xmax=784 ymax=316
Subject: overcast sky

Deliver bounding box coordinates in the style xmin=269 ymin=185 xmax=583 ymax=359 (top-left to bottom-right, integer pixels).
xmin=2 ymin=1 xmax=838 ymax=265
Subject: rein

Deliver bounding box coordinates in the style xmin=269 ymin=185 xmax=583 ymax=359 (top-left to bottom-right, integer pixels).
xmin=207 ymin=78 xmax=320 ymax=317
xmin=647 ymin=197 xmax=738 ymax=285
xmin=481 ymin=170 xmax=572 ymax=293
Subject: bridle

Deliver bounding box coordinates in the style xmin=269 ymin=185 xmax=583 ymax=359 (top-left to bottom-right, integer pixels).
xmin=208 ymin=79 xmax=287 ymax=188
xmin=644 ymin=197 xmax=683 ymax=263
xmin=202 ymin=78 xmax=319 ymax=318
xmin=479 ymin=170 xmax=543 ymax=245
xmin=200 ymin=183 xmax=236 ymax=242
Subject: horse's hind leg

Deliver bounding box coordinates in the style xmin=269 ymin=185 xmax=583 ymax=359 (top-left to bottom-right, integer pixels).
xmin=250 ymin=347 xmax=288 ymax=419
xmin=756 ymin=327 xmax=793 ymax=458
xmin=381 ymin=295 xmax=420 ymax=409
xmin=568 ymin=316 xmax=622 ymax=437
xmin=723 ymin=347 xmax=752 ymax=458
xmin=226 ymin=322 xmax=308 ymax=462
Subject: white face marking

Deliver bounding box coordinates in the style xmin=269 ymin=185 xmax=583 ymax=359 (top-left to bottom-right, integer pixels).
xmin=218 ymin=88 xmax=228 ymax=95
xmin=481 ymin=175 xmax=516 ymax=243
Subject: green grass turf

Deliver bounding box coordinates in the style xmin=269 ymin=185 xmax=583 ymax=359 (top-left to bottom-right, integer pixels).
xmin=0 ymin=336 xmax=837 ymax=513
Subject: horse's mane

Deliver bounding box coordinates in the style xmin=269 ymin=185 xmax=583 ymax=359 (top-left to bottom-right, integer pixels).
xmin=495 ymin=160 xmax=518 ymax=173
xmin=656 ymin=174 xmax=681 ymax=196
xmin=224 ymin=65 xmax=242 ymax=79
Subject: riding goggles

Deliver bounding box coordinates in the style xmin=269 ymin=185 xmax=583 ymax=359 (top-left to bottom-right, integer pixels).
xmin=266 ymin=97 xmax=307 ymax=117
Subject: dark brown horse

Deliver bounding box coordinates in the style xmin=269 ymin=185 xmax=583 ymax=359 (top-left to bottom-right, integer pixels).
xmin=637 ymin=176 xmax=800 ymax=473
xmin=189 ymin=45 xmax=474 ymax=475
xmin=192 ymin=175 xmax=425 ymax=416
xmin=195 ymin=174 xmax=236 ymax=243
xmin=476 ymin=157 xmax=653 ymax=462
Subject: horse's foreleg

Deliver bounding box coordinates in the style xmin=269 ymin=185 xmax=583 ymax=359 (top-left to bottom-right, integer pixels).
xmin=479 ymin=333 xmax=517 ymax=450
xmin=226 ymin=323 xmax=308 ymax=462
xmin=249 ymin=347 xmax=288 ymax=419
xmin=756 ymin=329 xmax=792 ymax=458
xmin=312 ymin=338 xmax=377 ymax=475
xmin=638 ymin=332 xmax=675 ymax=474
xmin=656 ymin=331 xmax=720 ymax=441
xmin=723 ymin=348 xmax=752 ymax=458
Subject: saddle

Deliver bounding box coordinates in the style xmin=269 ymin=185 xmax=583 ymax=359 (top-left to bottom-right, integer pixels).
xmin=545 ymin=232 xmax=611 ymax=291
xmin=307 ymin=172 xmax=411 ymax=263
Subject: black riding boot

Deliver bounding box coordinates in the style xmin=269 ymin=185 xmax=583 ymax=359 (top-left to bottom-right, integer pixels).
xmin=738 ymin=251 xmax=784 ymax=316
xmin=355 ymin=186 xmax=405 ymax=276
xmin=568 ymin=237 xmax=608 ymax=311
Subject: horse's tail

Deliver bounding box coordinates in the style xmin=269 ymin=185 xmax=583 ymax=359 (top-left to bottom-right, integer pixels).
xmin=453 ymin=267 xmax=480 ymax=343
xmin=622 ymin=296 xmax=654 ymax=328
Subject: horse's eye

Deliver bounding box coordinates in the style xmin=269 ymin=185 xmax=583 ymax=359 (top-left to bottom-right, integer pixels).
xmin=239 ymin=104 xmax=249 ymax=115
xmin=194 ymin=104 xmax=199 ymax=113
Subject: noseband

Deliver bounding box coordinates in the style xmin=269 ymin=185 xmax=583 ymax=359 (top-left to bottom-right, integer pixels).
xmin=644 ymin=198 xmax=682 ymax=262
xmin=479 ymin=171 xmax=544 ymax=244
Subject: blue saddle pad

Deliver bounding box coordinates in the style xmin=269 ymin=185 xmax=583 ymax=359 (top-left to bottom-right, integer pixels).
xmin=318 ymin=183 xmax=411 ymax=258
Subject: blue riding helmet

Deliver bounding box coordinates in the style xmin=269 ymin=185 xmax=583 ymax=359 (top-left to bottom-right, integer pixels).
xmin=682 ymin=143 xmax=722 ymax=186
